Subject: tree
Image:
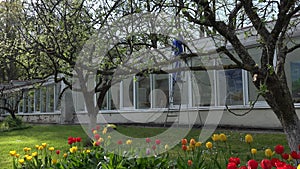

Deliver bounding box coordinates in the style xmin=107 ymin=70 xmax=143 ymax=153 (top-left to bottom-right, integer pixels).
xmin=0 ymin=0 xmax=45 ymax=121
xmin=16 ymin=0 xmax=181 ymax=130
xmin=12 ymin=0 xmax=133 ymax=130
xmin=158 ymin=0 xmax=300 ymax=153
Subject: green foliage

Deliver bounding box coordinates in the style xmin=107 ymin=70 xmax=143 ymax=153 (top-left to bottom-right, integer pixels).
xmin=2 ymin=115 xmax=23 ymax=128
xmin=258 ymin=83 xmax=269 ymax=95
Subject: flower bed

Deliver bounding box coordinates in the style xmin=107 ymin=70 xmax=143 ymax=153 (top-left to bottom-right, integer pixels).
xmin=9 ymin=126 xmax=300 ymax=169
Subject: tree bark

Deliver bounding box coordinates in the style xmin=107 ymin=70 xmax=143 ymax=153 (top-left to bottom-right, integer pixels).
xmin=263 ymin=75 xmax=300 ymax=155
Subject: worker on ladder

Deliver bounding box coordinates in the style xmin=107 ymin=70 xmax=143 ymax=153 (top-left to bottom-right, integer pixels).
xmin=170 ymin=37 xmax=184 ymax=107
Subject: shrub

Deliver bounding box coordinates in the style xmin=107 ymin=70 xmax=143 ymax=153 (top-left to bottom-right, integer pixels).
xmin=3 ymin=115 xmax=23 ymax=128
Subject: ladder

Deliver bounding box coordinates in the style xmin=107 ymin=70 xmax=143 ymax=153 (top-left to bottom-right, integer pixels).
xmin=164 ymin=38 xmax=184 ymax=127
xmin=164 ymin=73 xmax=184 ymax=127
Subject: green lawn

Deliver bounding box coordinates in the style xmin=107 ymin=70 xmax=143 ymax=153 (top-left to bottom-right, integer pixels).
xmin=0 ymin=124 xmax=288 ymax=169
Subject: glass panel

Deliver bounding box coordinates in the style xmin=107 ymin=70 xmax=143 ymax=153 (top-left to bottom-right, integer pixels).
xmin=171 ymin=71 xmax=189 ymax=106
xmin=55 ymin=83 xmax=61 ymax=111
xmin=28 ymin=90 xmax=34 ymax=113
xmin=122 ymin=77 xmax=134 ymax=108
xmin=23 ymin=91 xmax=28 ymax=113
xmin=136 ymin=75 xmax=151 ymax=109
xmin=153 ymin=74 xmax=169 ymax=108
xmin=285 ymin=44 xmax=300 ymax=103
xmin=192 ymin=70 xmax=214 ymax=106
xmin=40 ymin=87 xmax=47 ymax=112
xmin=291 ymin=62 xmax=300 ymax=102
xmin=110 ymin=84 xmax=120 ymax=110
xmin=218 ymin=69 xmax=243 ymax=106
xmin=35 ymin=89 xmax=40 ymax=112
xmin=47 ymin=85 xmax=54 ymax=112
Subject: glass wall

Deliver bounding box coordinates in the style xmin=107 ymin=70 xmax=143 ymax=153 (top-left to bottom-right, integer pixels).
xmin=15 ymin=83 xmax=61 ymax=113
xmin=136 ymin=75 xmax=151 ymax=109
xmin=153 ymin=74 xmax=169 ymax=108
xmin=122 ymin=77 xmax=134 ymax=109
xmin=286 ymin=43 xmax=300 ymax=103
xmin=192 ymin=70 xmax=214 ymax=107
xmin=218 ymin=69 xmax=243 ymax=106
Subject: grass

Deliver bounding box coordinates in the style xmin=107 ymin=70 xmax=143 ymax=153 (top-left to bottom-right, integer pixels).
xmin=0 ymin=124 xmax=288 ymax=169
xmin=0 ymin=124 xmax=88 ymax=169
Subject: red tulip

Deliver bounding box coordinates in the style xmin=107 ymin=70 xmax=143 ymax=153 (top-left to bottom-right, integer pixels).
xmin=227 ymin=162 xmax=237 ymax=169
xmin=96 ymin=125 xmax=101 ymax=130
xmin=182 ymin=145 xmax=187 ymax=151
xmin=68 ymin=136 xmax=75 ymax=145
xmin=281 ymin=153 xmax=289 ymax=160
xmin=188 ymin=160 xmax=193 ymax=166
xmin=247 ymin=159 xmax=258 ymax=169
xmin=146 ymin=138 xmax=151 ymax=143
xmin=275 ymin=161 xmax=285 ymax=168
xmin=229 ymin=157 xmax=241 ymax=165
xmin=68 ymin=140 xmax=73 ymax=145
xmin=76 ymin=137 xmax=82 ymax=142
xmin=94 ymin=134 xmax=100 ymax=140
xmin=56 ymin=150 xmax=60 ymax=155
xmin=94 ymin=141 xmax=100 ymax=146
xmin=270 ymin=158 xmax=280 ymax=167
xmin=260 ymin=159 xmax=272 ymax=169
xmin=117 ymin=140 xmax=122 ymax=145
xmin=239 ymin=166 xmax=247 ymax=169
xmin=181 ymin=139 xmax=187 ymax=145
xmin=155 ymin=139 xmax=161 ymax=145
xmin=274 ymin=144 xmax=284 ymax=154
xmin=152 ymin=145 xmax=156 ymax=150
xmin=290 ymin=151 xmax=299 ymax=159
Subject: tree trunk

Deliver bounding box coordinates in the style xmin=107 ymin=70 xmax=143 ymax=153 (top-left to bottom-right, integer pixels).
xmin=10 ymin=111 xmax=17 ymax=120
xmin=263 ymin=75 xmax=300 ymax=157
xmin=88 ymin=112 xmax=97 ymax=131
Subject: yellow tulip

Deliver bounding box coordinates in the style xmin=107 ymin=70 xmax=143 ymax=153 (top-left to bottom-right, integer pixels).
xmin=85 ymin=149 xmax=91 ymax=153
xmin=9 ymin=150 xmax=17 ymax=157
xmin=212 ymin=134 xmax=220 ymax=141
xmin=15 ymin=154 xmax=20 ymax=158
xmin=48 ymin=147 xmax=55 ymax=151
xmin=245 ymin=134 xmax=253 ymax=143
xmin=265 ymin=148 xmax=274 ymax=157
xmin=195 ymin=142 xmax=202 ymax=147
xmin=26 ymin=155 xmax=33 ymax=161
xmin=126 ymin=139 xmax=132 ymax=145
xmin=42 ymin=143 xmax=47 ymax=148
xmin=69 ymin=146 xmax=78 ymax=153
xmin=18 ymin=159 xmax=25 ymax=165
xmin=107 ymin=135 xmax=111 ymax=139
xmin=288 ymin=154 xmax=293 ymax=161
xmin=102 ymin=127 xmax=107 ymax=134
xmin=164 ymin=144 xmax=169 ymax=150
xmin=98 ymin=137 xmax=104 ymax=143
xmin=38 ymin=146 xmax=44 ymax=150
xmin=32 ymin=152 xmax=38 ymax=157
xmin=186 ymin=146 xmax=192 ymax=151
xmin=251 ymin=148 xmax=257 ymax=154
xmin=93 ymin=130 xmax=97 ymax=134
xmin=297 ymin=164 xmax=300 ymax=169
xmin=23 ymin=147 xmax=31 ymax=152
xmin=206 ymin=142 xmax=213 ymax=149
xmin=35 ymin=145 xmax=39 ymax=149
xmin=219 ymin=133 xmax=227 ymax=142
xmin=52 ymin=159 xmax=58 ymax=164
xmin=63 ymin=153 xmax=68 ymax=158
